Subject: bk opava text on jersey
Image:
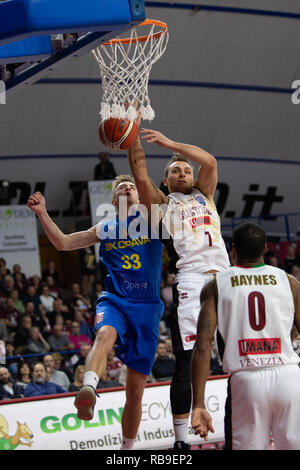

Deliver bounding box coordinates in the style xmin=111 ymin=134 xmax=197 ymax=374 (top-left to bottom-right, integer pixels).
xmin=95 ymin=197 xmax=217 ymax=241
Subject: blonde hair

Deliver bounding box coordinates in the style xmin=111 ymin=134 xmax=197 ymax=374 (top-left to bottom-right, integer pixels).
xmin=111 ymin=174 xmax=135 ymax=200
xmin=73 ymin=365 xmax=85 ymax=387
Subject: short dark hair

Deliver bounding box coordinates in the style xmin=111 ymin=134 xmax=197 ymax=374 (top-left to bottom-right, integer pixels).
xmin=164 ymin=154 xmax=193 ymax=177
xmin=233 ymin=223 xmax=267 ymax=260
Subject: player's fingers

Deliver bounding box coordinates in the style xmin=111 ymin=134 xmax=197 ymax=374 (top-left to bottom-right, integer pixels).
xmin=28 ymin=196 xmax=37 ymax=204
xmin=208 ymin=422 xmax=215 ymax=433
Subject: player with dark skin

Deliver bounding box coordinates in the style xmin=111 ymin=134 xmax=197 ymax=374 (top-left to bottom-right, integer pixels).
xmin=191 ymin=231 xmax=300 ymax=444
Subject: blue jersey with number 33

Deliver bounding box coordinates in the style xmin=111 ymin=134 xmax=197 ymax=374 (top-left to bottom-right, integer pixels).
xmin=97 ymin=215 xmax=163 ymax=300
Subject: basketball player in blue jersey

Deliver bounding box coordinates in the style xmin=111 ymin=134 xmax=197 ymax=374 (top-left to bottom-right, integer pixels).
xmin=27 ymin=175 xmax=164 ymax=450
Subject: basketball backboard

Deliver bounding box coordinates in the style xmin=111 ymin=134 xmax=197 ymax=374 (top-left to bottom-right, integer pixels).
xmin=0 ymin=0 xmax=145 ymax=94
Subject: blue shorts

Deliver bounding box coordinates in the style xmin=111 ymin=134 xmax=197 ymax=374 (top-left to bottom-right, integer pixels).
xmin=94 ymin=293 xmax=164 ymax=376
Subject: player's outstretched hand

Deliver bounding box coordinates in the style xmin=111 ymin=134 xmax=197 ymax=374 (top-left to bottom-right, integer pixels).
xmin=191 ymin=408 xmax=215 ymax=441
xmin=140 ymin=128 xmax=173 ymax=148
xmin=27 ymin=191 xmax=46 ymax=215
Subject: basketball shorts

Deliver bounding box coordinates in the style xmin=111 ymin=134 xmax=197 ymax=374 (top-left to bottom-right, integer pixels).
xmin=94 ymin=293 xmax=164 ymax=376
xmin=171 ymin=273 xmax=213 ymax=352
xmin=227 ymin=364 xmax=300 ymax=450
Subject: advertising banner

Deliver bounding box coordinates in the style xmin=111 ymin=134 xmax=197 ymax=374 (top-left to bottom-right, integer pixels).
xmin=1 ymin=157 xmax=299 ymax=234
xmin=0 ymin=377 xmax=228 ymax=450
xmin=0 ymin=205 xmax=41 ymax=277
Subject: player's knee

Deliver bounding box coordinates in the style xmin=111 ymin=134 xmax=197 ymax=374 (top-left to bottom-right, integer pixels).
xmin=174 ymin=350 xmax=192 ymax=380
xmin=94 ymin=325 xmax=116 ymax=351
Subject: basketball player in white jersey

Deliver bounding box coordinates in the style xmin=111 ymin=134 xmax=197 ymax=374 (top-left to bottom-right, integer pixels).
xmin=127 ymin=128 xmax=230 ymax=449
xmin=191 ymin=223 xmax=300 ymax=450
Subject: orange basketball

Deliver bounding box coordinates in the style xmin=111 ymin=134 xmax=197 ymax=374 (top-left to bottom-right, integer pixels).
xmin=98 ymin=117 xmax=139 ymax=151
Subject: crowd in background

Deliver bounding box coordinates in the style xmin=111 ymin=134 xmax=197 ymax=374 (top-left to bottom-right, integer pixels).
xmin=1 ymin=228 xmax=300 ymax=401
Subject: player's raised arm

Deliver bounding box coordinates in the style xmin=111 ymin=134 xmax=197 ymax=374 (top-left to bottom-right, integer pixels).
xmin=140 ymin=128 xmax=218 ymax=200
xmin=27 ymin=192 xmax=99 ymax=251
xmin=127 ymin=136 xmax=168 ymax=211
xmin=191 ymin=280 xmax=217 ymax=440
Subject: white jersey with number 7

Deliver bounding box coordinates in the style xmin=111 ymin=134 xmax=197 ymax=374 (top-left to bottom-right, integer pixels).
xmin=162 ymin=188 xmax=230 ymax=275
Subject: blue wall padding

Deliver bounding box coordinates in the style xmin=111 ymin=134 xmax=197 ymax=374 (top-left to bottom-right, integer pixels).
xmin=0 ymin=35 xmax=53 ymax=63
xmin=0 ymin=0 xmax=144 ymax=44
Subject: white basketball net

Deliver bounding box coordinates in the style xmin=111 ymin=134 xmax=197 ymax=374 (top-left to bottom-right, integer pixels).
xmin=92 ymin=20 xmax=168 ymax=122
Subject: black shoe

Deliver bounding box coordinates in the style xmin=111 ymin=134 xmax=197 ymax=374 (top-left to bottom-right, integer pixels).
xmin=173 ymin=441 xmax=191 ymax=451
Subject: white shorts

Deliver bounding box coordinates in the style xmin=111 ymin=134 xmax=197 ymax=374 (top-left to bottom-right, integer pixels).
xmin=171 ymin=273 xmax=213 ymax=351
xmin=228 ymin=364 xmax=300 ymax=450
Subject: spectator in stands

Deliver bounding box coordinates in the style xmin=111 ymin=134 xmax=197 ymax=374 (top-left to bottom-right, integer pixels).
xmin=161 ymin=274 xmax=174 ymax=308
xmin=165 ymin=338 xmax=175 ymax=359
xmin=39 ymin=285 xmax=55 ymax=313
xmin=48 ymin=324 xmax=73 ymax=352
xmin=292 ymin=326 xmax=300 ymax=356
xmin=10 ymin=289 xmax=25 ymax=314
xmin=69 ymin=365 xmax=85 ymax=392
xmin=23 ymin=286 xmax=45 ymax=316
xmin=2 ymin=275 xmax=15 ymax=298
xmin=51 ymin=352 xmax=73 ymax=382
xmin=13 ymin=315 xmax=32 ymax=353
xmin=0 ymin=366 xmax=24 ymax=400
xmin=73 ymin=308 xmax=93 ymax=339
xmin=209 ymin=340 xmax=223 ymax=376
xmin=68 ymin=321 xmax=92 ymax=350
xmin=97 ymin=371 xmax=121 ymax=389
xmin=0 ymin=318 xmax=8 ymax=341
xmin=43 ymin=354 xmax=70 ymax=390
xmin=47 ymin=298 xmax=72 ymax=327
xmin=160 ymin=274 xmax=174 ymax=328
xmin=106 ymin=347 xmax=122 ymax=382
xmin=51 ymin=313 xmax=71 ymax=336
xmin=89 ymin=281 xmax=103 ymax=309
xmin=13 ymin=272 xmax=27 ymax=298
xmin=151 ymin=340 xmax=176 ymax=381
xmin=69 ymin=283 xmax=91 ymax=318
xmin=5 ymin=341 xmax=19 ymax=376
xmin=12 ymin=264 xmax=27 ymax=285
xmin=45 ymin=275 xmax=61 ymax=299
xmin=26 ymin=326 xmax=50 ymax=356
xmin=94 ymin=151 xmax=117 ymax=180
xmin=291 ymin=265 xmax=300 ymax=282
xmin=0 ymin=261 xmax=11 ymax=281
xmin=29 ymin=275 xmax=42 ymax=293
xmin=0 ymin=297 xmax=19 ymax=337
xmin=80 ymin=247 xmax=97 ymax=294
xmin=15 ymin=361 xmax=32 ymax=388
xmin=0 ymin=258 xmax=8 ymax=271
xmin=284 ymin=244 xmax=300 ymax=274
xmin=70 ymin=342 xmax=92 ymax=372
xmin=42 ymin=260 xmax=61 ymax=287
xmin=0 ymin=265 xmax=12 ymax=299
xmin=24 ymin=362 xmax=67 ymax=397
xmin=21 ymin=300 xmax=51 ymax=338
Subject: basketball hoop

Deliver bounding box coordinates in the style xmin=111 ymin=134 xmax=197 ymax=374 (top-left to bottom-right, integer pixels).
xmin=92 ymin=19 xmax=168 ymax=122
